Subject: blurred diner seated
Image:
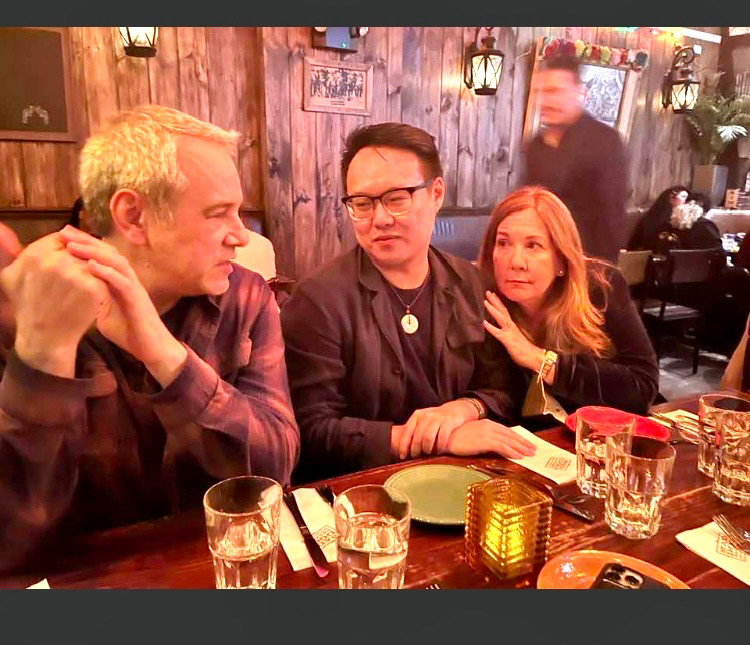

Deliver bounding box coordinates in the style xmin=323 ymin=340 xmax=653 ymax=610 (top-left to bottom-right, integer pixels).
xmin=627 ymin=185 xmax=689 ymax=253
xmin=0 ymin=105 xmax=299 ymax=573
xmin=476 ymin=186 xmax=659 ymax=428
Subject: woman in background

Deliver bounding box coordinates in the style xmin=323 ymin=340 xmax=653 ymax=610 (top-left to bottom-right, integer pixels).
xmin=627 ymin=185 xmax=689 ymax=252
xmin=477 ymin=186 xmax=658 ymax=424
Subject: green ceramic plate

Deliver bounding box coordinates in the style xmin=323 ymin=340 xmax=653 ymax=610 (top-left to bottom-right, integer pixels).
xmin=384 ymin=464 xmax=491 ymax=525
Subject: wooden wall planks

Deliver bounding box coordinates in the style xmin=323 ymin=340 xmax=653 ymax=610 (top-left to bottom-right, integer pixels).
xmin=0 ymin=26 xmax=264 ymax=244
xmin=2 ymin=27 xmax=727 ymax=279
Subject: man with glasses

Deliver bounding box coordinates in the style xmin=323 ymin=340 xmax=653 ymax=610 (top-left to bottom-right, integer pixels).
xmin=282 ymin=122 xmax=534 ymax=482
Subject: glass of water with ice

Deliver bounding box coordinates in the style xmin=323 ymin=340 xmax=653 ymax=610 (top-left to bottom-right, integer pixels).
xmin=203 ymin=476 xmax=282 ymax=589
xmin=333 ymin=484 xmax=411 ymax=589
xmin=604 ymin=433 xmax=676 ymax=539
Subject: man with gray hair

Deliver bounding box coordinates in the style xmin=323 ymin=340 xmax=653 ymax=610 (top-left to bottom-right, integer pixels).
xmin=0 ymin=105 xmax=299 ymax=571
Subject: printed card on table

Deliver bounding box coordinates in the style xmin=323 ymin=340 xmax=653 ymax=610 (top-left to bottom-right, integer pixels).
xmin=506 ymin=425 xmax=578 ymax=485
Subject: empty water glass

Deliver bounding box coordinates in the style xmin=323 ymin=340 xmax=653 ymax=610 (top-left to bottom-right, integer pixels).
xmin=604 ymin=433 xmax=676 ymax=539
xmin=203 ymin=476 xmax=282 ymax=589
xmin=712 ymin=399 xmax=750 ymax=506
xmin=333 ymin=484 xmax=411 ymax=589
xmin=575 ymin=406 xmax=636 ymax=498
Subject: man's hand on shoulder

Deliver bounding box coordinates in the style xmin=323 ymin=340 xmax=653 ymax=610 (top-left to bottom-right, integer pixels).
xmin=60 ymin=226 xmax=187 ymax=386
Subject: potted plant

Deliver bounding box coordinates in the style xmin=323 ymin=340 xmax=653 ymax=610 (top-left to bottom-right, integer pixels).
xmin=685 ymin=72 xmax=750 ymax=207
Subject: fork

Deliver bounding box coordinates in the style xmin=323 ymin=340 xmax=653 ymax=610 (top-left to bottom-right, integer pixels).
xmin=713 ymin=514 xmax=750 ymax=554
xmin=425 ymin=583 xmax=441 ymax=589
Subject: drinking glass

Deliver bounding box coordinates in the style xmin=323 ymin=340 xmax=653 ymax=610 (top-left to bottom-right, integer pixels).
xmin=711 ymin=398 xmax=750 ymax=506
xmin=333 ymin=484 xmax=411 ymax=589
xmin=604 ymin=433 xmax=676 ymax=539
xmin=203 ymin=476 xmax=282 ymax=589
xmin=698 ymin=393 xmax=750 ymax=477
xmin=575 ymin=406 xmax=636 ymax=498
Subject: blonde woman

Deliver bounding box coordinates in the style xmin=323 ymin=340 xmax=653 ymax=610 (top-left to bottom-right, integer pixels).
xmin=476 ymin=186 xmax=658 ymax=421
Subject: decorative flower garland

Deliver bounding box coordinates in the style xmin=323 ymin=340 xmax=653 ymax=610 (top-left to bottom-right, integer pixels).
xmin=540 ymin=36 xmax=649 ymax=71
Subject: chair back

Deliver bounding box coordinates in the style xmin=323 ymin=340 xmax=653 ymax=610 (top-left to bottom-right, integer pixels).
xmin=617 ymin=249 xmax=653 ymax=286
xmin=667 ymin=248 xmax=721 ymax=285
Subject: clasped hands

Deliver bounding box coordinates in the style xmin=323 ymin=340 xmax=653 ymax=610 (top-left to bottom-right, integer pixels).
xmin=391 ymin=398 xmax=535 ymax=462
xmin=0 ymin=226 xmax=186 ymax=385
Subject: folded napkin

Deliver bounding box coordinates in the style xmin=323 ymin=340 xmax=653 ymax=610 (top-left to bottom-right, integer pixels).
xmin=506 ymin=425 xmax=578 ymax=485
xmin=280 ymin=488 xmax=337 ymax=571
xmin=26 ymin=579 xmax=50 ymax=589
xmin=676 ymin=521 xmax=750 ymax=586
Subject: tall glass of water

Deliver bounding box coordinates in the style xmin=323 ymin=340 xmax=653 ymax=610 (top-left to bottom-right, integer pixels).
xmin=203 ymin=476 xmax=282 ymax=589
xmin=333 ymin=484 xmax=411 ymax=589
xmin=604 ymin=433 xmax=676 ymax=539
xmin=697 ymin=393 xmax=750 ymax=477
xmin=712 ymin=400 xmax=750 ymax=506
xmin=575 ymin=406 xmax=636 ymax=498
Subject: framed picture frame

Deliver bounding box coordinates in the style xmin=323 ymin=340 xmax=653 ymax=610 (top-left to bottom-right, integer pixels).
xmin=0 ymin=27 xmax=77 ymax=142
xmin=303 ymin=57 xmax=373 ymax=116
xmin=522 ymin=38 xmax=641 ymax=143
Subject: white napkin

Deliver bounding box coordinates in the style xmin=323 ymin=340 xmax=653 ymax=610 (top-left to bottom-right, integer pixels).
xmin=26 ymin=579 xmax=50 ymax=589
xmin=676 ymin=521 xmax=750 ymax=586
xmin=279 ymin=488 xmax=337 ymax=571
xmin=506 ymin=425 xmax=578 ymax=485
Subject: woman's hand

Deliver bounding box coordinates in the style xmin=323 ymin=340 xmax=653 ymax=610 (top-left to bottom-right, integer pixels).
xmin=445 ymin=419 xmax=536 ymax=459
xmin=483 ymin=291 xmax=545 ymax=372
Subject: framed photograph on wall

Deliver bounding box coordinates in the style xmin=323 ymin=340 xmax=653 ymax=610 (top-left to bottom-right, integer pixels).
xmin=303 ymin=57 xmax=373 ymax=116
xmin=580 ymin=63 xmax=627 ymax=128
xmin=0 ymin=27 xmax=76 ymax=142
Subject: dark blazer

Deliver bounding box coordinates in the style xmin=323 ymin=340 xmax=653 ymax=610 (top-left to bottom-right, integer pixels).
xmin=481 ymin=263 xmax=659 ymax=426
xmin=281 ymin=246 xmax=521 ymax=483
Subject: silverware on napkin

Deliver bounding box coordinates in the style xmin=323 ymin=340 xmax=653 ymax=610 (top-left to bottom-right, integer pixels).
xmin=283 ymin=491 xmax=330 ymax=578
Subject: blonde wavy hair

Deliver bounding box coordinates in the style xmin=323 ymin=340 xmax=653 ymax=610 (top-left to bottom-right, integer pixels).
xmin=79 ymin=104 xmax=239 ymax=236
xmin=477 ymin=186 xmax=614 ymax=358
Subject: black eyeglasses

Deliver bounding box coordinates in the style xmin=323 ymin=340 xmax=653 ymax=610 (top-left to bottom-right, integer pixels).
xmin=341 ymin=177 xmax=435 ymax=221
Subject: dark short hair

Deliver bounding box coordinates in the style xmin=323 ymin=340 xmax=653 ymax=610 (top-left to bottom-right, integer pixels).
xmin=541 ymin=55 xmax=581 ymax=83
xmin=340 ymin=122 xmax=443 ymax=187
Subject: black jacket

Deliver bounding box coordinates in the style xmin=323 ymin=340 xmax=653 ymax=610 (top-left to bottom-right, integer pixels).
xmin=281 ymin=246 xmax=522 ymax=483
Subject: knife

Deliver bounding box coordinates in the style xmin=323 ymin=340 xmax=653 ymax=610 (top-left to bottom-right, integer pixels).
xmin=468 ymin=464 xmax=595 ymax=523
xmin=283 ymin=491 xmax=330 ymax=578
xmin=546 ymin=493 xmax=595 ymax=523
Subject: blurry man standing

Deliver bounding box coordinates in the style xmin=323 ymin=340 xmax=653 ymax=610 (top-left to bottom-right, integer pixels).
xmin=522 ymin=55 xmax=628 ymax=263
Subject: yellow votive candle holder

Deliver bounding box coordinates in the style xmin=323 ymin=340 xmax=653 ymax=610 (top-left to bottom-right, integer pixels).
xmin=464 ymin=477 xmax=552 ymax=580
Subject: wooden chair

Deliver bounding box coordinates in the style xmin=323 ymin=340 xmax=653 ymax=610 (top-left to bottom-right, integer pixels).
xmin=641 ymin=248 xmax=723 ymax=374
xmin=617 ymin=249 xmax=653 ymax=312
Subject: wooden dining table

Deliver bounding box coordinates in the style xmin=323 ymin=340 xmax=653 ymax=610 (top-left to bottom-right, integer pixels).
xmin=1 ymin=396 xmax=748 ymax=589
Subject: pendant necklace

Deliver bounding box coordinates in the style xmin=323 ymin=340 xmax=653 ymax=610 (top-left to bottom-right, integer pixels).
xmin=388 ymin=275 xmax=429 ymax=335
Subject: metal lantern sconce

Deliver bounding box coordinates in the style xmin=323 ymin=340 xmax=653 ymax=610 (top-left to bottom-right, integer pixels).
xmin=464 ymin=27 xmax=504 ymax=96
xmin=662 ymin=45 xmax=700 ymax=113
xmin=119 ymin=27 xmax=159 ymax=58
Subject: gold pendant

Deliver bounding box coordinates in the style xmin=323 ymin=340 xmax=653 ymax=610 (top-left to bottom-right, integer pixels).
xmin=401 ymin=312 xmax=419 ymax=334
